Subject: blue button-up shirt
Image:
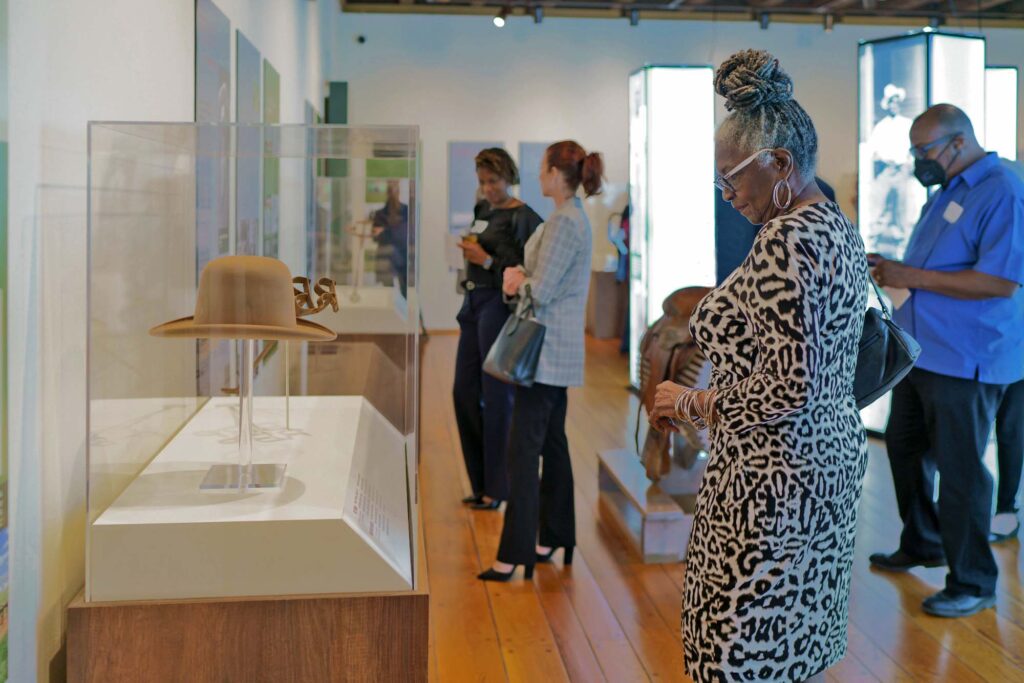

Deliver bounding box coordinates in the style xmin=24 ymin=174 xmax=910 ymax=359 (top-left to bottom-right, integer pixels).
xmin=895 ymin=153 xmax=1024 ymax=384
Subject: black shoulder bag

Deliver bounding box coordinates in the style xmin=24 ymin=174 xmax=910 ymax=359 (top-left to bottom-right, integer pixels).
xmin=854 ymin=280 xmax=922 ymax=409
xmin=483 ymin=284 xmax=546 ymax=386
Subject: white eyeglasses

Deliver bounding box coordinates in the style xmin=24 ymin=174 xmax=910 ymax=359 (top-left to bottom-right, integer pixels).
xmin=714 ymin=148 xmax=774 ymax=193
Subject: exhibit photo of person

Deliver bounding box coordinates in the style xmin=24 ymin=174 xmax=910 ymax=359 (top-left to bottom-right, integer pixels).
xmin=453 ymin=148 xmax=543 ymax=511
xmin=477 ymin=140 xmax=603 ymax=581
xmin=868 ymin=104 xmax=1024 ymax=618
xmin=866 ymin=84 xmax=919 ymax=257
xmin=859 ymin=38 xmax=929 ymax=260
xmin=648 ymin=50 xmax=870 ymax=682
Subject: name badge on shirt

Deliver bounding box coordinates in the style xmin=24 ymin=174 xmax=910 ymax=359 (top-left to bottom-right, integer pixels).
xmin=943 ymin=201 xmax=964 ymax=224
xmin=470 ymin=220 xmax=489 ymax=235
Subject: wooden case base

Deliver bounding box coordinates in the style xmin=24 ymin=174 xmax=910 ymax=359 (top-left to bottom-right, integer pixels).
xmin=67 ymin=586 xmax=428 ymax=682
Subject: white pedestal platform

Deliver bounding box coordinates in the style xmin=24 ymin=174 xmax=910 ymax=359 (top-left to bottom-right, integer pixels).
xmin=89 ymin=395 xmax=413 ymax=602
xmin=597 ymin=448 xmax=703 ymax=563
xmin=323 ymin=285 xmax=415 ymax=335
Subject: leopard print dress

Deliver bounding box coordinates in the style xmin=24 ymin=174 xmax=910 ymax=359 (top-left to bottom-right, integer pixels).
xmin=683 ymin=201 xmax=869 ymax=682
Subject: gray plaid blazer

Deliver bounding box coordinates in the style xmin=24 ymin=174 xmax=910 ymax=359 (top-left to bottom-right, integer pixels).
xmin=517 ymin=197 xmax=593 ymax=387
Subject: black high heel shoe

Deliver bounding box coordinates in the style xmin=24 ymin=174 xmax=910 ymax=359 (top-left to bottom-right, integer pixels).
xmin=470 ymin=498 xmax=502 ymax=510
xmin=478 ymin=564 xmax=535 ymax=582
xmin=461 ymin=494 xmax=484 ymax=505
xmin=536 ymin=546 xmax=574 ymax=565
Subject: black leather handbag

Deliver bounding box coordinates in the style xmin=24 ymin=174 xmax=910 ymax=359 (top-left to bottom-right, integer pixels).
xmin=483 ymin=285 xmax=546 ymax=387
xmin=854 ymin=280 xmax=922 ymax=409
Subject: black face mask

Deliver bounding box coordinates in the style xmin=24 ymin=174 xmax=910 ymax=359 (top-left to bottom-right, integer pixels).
xmin=913 ymin=141 xmax=959 ymax=188
xmin=913 ymin=158 xmax=948 ymax=188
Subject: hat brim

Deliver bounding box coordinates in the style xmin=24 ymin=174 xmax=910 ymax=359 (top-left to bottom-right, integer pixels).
xmin=149 ymin=316 xmax=337 ymax=341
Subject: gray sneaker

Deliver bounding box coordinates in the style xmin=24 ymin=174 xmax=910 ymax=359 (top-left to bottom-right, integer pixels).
xmin=922 ymin=590 xmax=996 ymax=618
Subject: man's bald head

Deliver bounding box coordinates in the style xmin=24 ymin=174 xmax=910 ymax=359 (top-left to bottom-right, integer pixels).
xmin=910 ymin=104 xmax=986 ymax=181
xmin=912 ymin=104 xmax=978 ymax=144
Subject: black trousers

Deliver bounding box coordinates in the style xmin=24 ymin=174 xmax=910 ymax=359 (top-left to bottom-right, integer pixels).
xmin=497 ymin=383 xmax=576 ymax=565
xmin=453 ymin=289 xmax=515 ymax=501
xmin=996 ymin=378 xmax=1024 ymax=514
xmin=886 ymin=368 xmax=1006 ymax=597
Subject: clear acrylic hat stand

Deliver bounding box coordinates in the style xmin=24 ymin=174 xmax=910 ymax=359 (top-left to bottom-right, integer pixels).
xmin=199 ymin=337 xmax=287 ymax=490
xmin=198 ymin=276 xmax=339 ymax=491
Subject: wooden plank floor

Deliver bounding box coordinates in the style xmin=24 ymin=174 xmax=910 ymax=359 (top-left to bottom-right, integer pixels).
xmin=419 ymin=334 xmax=1024 ymax=682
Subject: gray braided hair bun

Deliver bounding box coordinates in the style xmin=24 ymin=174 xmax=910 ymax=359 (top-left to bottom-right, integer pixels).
xmin=715 ymin=49 xmax=794 ymax=113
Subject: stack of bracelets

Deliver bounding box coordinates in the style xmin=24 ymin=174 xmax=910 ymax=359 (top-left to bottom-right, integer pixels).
xmin=674 ymin=388 xmax=718 ymax=430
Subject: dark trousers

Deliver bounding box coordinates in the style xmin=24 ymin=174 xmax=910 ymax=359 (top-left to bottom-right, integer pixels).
xmin=885 ymin=368 xmax=1006 ymax=597
xmin=497 ymin=383 xmax=576 ymax=565
xmin=453 ymin=289 xmax=514 ymax=501
xmin=996 ymin=378 xmax=1024 ymax=514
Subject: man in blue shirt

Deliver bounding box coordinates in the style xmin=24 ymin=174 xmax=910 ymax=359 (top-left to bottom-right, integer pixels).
xmin=867 ymin=104 xmax=1024 ymax=618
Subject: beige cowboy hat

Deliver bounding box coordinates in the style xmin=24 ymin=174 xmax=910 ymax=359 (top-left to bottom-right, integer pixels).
xmin=881 ymin=83 xmax=907 ymax=107
xmin=150 ymin=255 xmax=336 ymax=341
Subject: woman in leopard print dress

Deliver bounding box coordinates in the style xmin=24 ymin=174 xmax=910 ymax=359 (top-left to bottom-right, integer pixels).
xmin=650 ymin=51 xmax=869 ymax=682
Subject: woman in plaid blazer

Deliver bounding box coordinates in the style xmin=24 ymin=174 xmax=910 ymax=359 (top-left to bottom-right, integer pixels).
xmin=478 ymin=141 xmax=603 ymax=582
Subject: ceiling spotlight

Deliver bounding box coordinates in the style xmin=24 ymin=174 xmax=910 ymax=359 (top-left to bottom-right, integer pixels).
xmin=533 ymin=6 xmax=543 ymax=23
xmin=823 ymin=13 xmax=834 ymax=32
xmin=493 ymin=8 xmax=508 ymax=28
xmin=759 ymin=13 xmax=770 ymax=30
xmin=629 ymin=8 xmax=640 ymax=26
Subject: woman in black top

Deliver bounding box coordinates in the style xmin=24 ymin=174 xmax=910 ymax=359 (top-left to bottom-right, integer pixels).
xmin=454 ymin=148 xmax=544 ymax=509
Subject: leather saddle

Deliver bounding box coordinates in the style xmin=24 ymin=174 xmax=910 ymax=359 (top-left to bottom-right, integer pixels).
xmin=637 ymin=286 xmax=713 ymax=482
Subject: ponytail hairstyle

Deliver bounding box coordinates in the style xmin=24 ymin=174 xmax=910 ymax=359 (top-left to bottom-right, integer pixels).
xmin=546 ymin=140 xmax=604 ymax=197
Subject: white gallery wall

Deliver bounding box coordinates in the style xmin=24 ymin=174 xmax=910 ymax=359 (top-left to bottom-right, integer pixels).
xmin=7 ymin=1 xmax=334 ymax=681
xmin=333 ymin=13 xmax=1024 ymax=330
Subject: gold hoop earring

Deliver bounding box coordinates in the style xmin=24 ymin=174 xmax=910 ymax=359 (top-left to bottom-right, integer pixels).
xmin=773 ymin=179 xmax=793 ymax=211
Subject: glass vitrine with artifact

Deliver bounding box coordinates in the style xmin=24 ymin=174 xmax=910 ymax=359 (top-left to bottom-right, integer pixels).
xmin=627 ymin=65 xmax=716 ymax=388
xmin=86 ymin=122 xmax=420 ymax=602
xmin=857 ymin=31 xmax=985 ymax=432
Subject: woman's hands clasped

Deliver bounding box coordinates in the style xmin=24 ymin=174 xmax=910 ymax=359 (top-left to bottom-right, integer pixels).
xmin=650 ymin=381 xmax=686 ymax=434
xmin=649 ymin=381 xmax=717 ymax=433
xmin=503 ymin=267 xmax=527 ymax=297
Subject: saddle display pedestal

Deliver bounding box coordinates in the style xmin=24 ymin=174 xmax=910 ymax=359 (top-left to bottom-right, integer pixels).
xmin=597 ymin=448 xmax=707 ymax=563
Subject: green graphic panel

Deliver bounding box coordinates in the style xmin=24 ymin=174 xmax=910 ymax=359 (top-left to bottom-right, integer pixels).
xmin=262 ymin=60 xmax=280 ymax=258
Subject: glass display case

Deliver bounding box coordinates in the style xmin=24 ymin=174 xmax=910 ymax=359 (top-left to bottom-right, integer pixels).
xmin=86 ymin=122 xmax=420 ymax=602
xmin=628 ymin=65 xmax=716 ymax=387
xmin=857 ymin=31 xmax=986 ymax=432
xmin=858 ymin=30 xmax=985 ymax=262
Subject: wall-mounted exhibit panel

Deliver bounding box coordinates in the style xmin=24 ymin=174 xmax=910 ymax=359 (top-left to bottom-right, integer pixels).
xmin=628 ymin=66 xmax=715 ymax=387
xmin=86 ymin=122 xmax=421 ymax=603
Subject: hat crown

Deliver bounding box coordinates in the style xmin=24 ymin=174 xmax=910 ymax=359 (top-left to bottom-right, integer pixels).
xmin=194 ymin=256 xmax=298 ymax=329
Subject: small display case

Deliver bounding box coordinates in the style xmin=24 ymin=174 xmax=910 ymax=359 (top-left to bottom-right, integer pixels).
xmin=85 ymin=122 xmax=421 ymax=603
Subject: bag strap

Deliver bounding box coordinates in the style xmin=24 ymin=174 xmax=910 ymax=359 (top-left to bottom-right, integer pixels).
xmin=507 ymin=284 xmax=536 ymax=336
xmin=868 ymin=277 xmax=892 ymax=320
xmin=635 ymin=401 xmax=643 ymax=454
